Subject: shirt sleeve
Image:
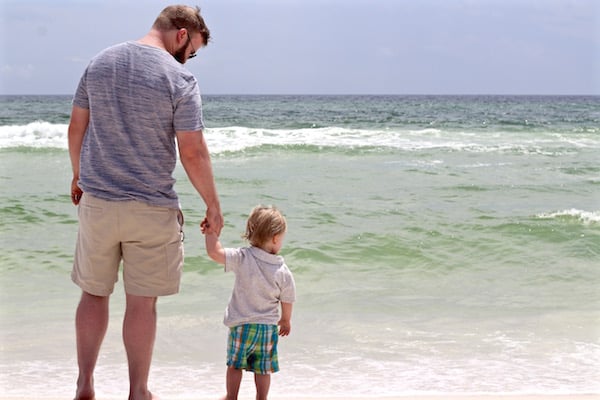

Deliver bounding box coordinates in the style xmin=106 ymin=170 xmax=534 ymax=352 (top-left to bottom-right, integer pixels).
xmin=278 ymin=265 xmax=296 ymax=303
xmin=224 ymin=247 xmax=244 ymax=273
xmin=173 ymin=76 xmax=204 ymax=132
xmin=72 ymin=67 xmax=90 ymax=109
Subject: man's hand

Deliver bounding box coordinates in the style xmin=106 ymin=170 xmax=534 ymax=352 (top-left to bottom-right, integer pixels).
xmin=71 ymin=177 xmax=83 ymax=205
xmin=204 ymin=207 xmax=224 ymax=236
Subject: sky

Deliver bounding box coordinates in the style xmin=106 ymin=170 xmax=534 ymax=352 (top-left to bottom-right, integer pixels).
xmin=1 ymin=0 xmax=599 ymax=95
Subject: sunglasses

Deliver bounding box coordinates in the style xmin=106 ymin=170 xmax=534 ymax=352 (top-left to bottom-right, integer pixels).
xmin=186 ymin=35 xmax=197 ymax=59
xmin=177 ymin=27 xmax=197 ymax=60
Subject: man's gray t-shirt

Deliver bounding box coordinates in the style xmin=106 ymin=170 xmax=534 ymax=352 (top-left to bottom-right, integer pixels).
xmin=223 ymin=246 xmax=296 ymax=327
xmin=73 ymin=41 xmax=204 ymax=209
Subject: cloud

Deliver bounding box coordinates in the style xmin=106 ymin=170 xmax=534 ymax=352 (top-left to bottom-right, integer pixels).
xmin=65 ymin=56 xmax=90 ymax=64
xmin=1 ymin=64 xmax=35 ymax=79
xmin=376 ymin=47 xmax=397 ymax=58
xmin=1 ymin=0 xmax=598 ymax=95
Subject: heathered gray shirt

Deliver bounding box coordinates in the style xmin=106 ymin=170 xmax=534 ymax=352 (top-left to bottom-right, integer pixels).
xmin=73 ymin=41 xmax=204 ymax=209
xmin=224 ymin=246 xmax=296 ymax=328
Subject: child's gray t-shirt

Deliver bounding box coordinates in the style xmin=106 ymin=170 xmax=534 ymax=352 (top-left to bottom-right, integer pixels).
xmin=224 ymin=246 xmax=296 ymax=327
xmin=73 ymin=41 xmax=204 ymax=209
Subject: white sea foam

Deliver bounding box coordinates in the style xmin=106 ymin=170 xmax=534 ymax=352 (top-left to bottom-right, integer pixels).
xmin=2 ymin=122 xmax=599 ymax=155
xmin=3 ymin=336 xmax=599 ymax=398
xmin=204 ymin=126 xmax=600 ymax=155
xmin=0 ymin=121 xmax=68 ymax=149
xmin=537 ymin=209 xmax=600 ymax=224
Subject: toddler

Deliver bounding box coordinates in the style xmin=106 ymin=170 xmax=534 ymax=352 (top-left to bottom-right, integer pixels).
xmin=201 ymin=205 xmax=296 ymax=400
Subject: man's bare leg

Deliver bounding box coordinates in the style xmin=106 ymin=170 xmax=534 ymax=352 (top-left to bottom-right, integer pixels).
xmin=123 ymin=294 xmax=158 ymax=400
xmin=254 ymin=373 xmax=270 ymax=400
xmin=75 ymin=291 xmax=110 ymax=400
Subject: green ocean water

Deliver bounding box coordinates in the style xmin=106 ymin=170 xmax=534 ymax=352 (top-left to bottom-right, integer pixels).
xmin=0 ymin=95 xmax=599 ymax=397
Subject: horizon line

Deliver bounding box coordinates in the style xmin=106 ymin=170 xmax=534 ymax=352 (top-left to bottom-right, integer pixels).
xmin=1 ymin=93 xmax=599 ymax=97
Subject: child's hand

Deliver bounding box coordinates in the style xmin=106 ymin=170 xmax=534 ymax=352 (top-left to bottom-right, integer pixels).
xmin=200 ymin=218 xmax=209 ymax=234
xmin=278 ymin=319 xmax=291 ymax=336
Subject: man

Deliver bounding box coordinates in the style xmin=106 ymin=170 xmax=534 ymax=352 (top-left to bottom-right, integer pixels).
xmin=68 ymin=5 xmax=223 ymax=400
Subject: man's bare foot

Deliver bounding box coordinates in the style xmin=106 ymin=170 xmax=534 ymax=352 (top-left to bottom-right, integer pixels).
xmin=74 ymin=396 xmax=94 ymax=400
xmin=74 ymin=377 xmax=94 ymax=400
xmin=128 ymin=390 xmax=159 ymax=400
xmin=74 ymin=388 xmax=94 ymax=400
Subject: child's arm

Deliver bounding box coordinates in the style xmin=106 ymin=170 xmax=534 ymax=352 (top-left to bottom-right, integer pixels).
xmin=201 ymin=219 xmax=226 ymax=265
xmin=278 ymin=302 xmax=293 ymax=336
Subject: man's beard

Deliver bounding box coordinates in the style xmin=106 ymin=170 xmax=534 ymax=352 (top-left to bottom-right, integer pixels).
xmin=173 ymin=47 xmax=186 ymax=64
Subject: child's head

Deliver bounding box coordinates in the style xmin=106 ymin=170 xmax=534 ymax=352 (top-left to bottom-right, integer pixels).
xmin=243 ymin=205 xmax=287 ymax=252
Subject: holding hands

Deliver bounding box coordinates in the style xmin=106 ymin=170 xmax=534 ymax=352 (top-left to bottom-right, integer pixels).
xmin=202 ymin=207 xmax=223 ymax=236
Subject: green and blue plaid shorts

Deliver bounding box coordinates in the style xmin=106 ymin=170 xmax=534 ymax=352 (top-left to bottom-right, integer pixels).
xmin=226 ymin=324 xmax=279 ymax=374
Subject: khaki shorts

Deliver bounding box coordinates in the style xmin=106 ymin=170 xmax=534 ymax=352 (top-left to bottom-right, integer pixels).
xmin=71 ymin=194 xmax=184 ymax=297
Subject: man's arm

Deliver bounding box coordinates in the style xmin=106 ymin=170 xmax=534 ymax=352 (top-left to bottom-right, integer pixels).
xmin=68 ymin=105 xmax=89 ymax=205
xmin=177 ymin=130 xmax=224 ymax=235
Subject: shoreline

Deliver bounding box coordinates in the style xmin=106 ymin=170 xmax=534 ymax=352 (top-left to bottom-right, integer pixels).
xmin=2 ymin=396 xmax=599 ymax=400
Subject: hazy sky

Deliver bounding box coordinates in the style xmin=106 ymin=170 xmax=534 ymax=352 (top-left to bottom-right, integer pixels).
xmin=1 ymin=0 xmax=598 ymax=95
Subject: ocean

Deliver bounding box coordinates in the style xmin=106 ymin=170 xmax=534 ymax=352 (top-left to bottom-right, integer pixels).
xmin=0 ymin=94 xmax=599 ymax=398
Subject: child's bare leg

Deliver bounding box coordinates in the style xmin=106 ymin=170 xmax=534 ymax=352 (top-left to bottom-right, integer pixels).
xmin=223 ymin=366 xmax=243 ymax=400
xmin=254 ymin=373 xmax=271 ymax=400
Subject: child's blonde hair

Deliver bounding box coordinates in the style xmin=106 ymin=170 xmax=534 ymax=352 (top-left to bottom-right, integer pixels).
xmin=243 ymin=205 xmax=287 ymax=247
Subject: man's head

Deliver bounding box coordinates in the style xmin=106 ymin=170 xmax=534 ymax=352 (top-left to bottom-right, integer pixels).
xmin=153 ymin=5 xmax=211 ymax=63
